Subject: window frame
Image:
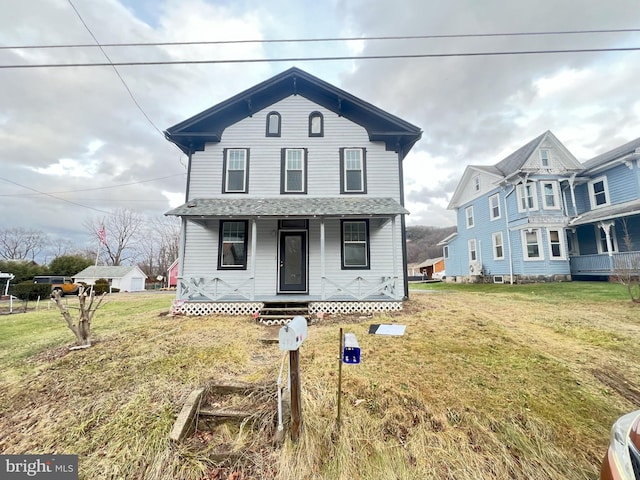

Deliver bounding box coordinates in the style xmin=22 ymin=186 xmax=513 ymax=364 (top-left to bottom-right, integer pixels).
xmin=517 ymin=182 xmax=538 ymax=212
xmin=522 ymin=228 xmax=544 ymax=261
xmin=541 ymin=181 xmax=560 ymax=210
xmin=489 ymin=193 xmax=501 ymax=220
xmin=308 ymin=111 xmax=324 ymax=137
xmin=492 ymin=231 xmax=504 ymax=260
xmin=465 ymin=205 xmax=475 ymax=229
xmin=340 ymin=220 xmax=370 ymax=270
xmin=217 ymin=220 xmax=249 ymax=270
xmin=540 ymin=149 xmax=550 ymax=167
xmin=340 ymin=147 xmax=367 ymax=194
xmin=266 ymin=111 xmax=281 ymax=137
xmin=547 ymin=228 xmax=566 ymax=259
xmin=473 ymin=175 xmax=480 ymax=192
xmin=588 ymin=176 xmax=610 ymax=209
xmin=443 ymin=245 xmax=449 ymax=259
xmin=280 ymin=148 xmax=308 ymax=194
xmin=468 ymin=238 xmax=477 ymax=262
xmin=222 ymin=148 xmax=250 ymax=194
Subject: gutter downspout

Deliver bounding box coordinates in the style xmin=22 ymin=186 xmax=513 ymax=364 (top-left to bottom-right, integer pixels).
xmin=503 ymin=184 xmax=517 ymax=285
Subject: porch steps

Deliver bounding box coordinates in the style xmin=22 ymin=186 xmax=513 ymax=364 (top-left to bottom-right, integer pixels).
xmin=256 ymin=302 xmax=310 ymax=325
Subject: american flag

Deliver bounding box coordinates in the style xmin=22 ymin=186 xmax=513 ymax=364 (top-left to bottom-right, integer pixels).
xmin=98 ymin=225 xmax=106 ymax=245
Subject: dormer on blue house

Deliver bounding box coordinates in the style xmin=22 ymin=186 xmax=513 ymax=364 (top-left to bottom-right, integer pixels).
xmin=440 ymin=131 xmax=640 ymax=283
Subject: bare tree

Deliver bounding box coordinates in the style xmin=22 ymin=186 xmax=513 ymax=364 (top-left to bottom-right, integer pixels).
xmin=614 ymin=219 xmax=640 ymax=303
xmin=138 ymin=217 xmax=180 ymax=279
xmin=0 ymin=227 xmax=48 ymax=261
xmin=52 ymin=287 xmax=107 ymax=347
xmin=84 ymin=209 xmax=144 ymax=266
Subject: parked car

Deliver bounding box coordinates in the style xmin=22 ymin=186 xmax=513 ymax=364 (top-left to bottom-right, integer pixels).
xmin=33 ymin=275 xmax=82 ymax=296
xmin=432 ymin=270 xmax=446 ymax=281
xmin=601 ymin=409 xmax=640 ymax=479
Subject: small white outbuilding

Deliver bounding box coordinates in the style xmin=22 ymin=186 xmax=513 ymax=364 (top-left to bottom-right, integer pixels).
xmin=74 ymin=266 xmax=147 ymax=292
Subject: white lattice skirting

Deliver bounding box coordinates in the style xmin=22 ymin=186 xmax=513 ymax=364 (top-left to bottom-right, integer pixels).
xmin=171 ymin=300 xmax=402 ymax=316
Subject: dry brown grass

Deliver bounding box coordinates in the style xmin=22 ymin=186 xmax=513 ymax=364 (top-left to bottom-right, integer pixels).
xmin=1 ymin=287 xmax=639 ymax=479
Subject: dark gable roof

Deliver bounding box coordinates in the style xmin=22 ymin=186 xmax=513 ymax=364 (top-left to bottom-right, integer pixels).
xmin=165 ymin=67 xmax=422 ymax=158
xmin=493 ymin=131 xmax=547 ymax=176
xmin=582 ymin=136 xmax=640 ymax=171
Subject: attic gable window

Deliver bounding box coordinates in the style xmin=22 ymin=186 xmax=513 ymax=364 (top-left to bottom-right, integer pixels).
xmin=540 ymin=149 xmax=550 ymax=167
xmin=222 ymin=148 xmax=249 ymax=193
xmin=340 ymin=148 xmax=367 ymax=194
xmin=473 ymin=176 xmax=480 ymax=191
xmin=309 ymin=111 xmax=324 ymax=137
xmin=266 ymin=111 xmax=281 ymax=137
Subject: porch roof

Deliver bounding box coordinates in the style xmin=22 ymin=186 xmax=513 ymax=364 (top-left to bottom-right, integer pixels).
xmin=165 ymin=197 xmax=409 ymax=218
xmin=569 ymin=199 xmax=640 ymax=226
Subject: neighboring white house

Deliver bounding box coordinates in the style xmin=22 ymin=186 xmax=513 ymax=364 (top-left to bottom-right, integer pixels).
xmin=164 ymin=67 xmax=422 ymax=316
xmin=74 ymin=266 xmax=147 ymax=292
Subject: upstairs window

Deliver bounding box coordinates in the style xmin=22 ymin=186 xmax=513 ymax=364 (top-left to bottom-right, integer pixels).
xmin=281 ymin=148 xmax=307 ymax=194
xmin=489 ymin=193 xmax=501 ymax=220
xmin=589 ymin=177 xmax=610 ymax=209
xmin=542 ymin=181 xmax=560 ymax=209
xmin=465 ymin=206 xmax=474 ymax=228
xmin=218 ymin=220 xmax=248 ymax=269
xmin=341 ymin=220 xmax=370 ymax=269
xmin=340 ymin=148 xmax=367 ymax=193
xmin=222 ymin=148 xmax=249 ymax=193
xmin=517 ymin=182 xmax=538 ymax=212
xmin=266 ymin=111 xmax=281 ymax=137
xmin=540 ymin=149 xmax=550 ymax=167
xmin=309 ymin=111 xmax=324 ymax=137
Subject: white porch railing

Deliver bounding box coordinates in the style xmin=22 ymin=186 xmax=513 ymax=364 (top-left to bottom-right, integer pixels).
xmin=321 ymin=276 xmax=399 ymax=300
xmin=178 ymin=276 xmax=255 ymax=301
xmin=570 ymin=251 xmax=640 ymax=275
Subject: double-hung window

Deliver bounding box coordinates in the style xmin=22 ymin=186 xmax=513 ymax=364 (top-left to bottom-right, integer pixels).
xmin=341 ymin=220 xmax=369 ymax=269
xmin=465 ymin=206 xmax=474 ymax=228
xmin=468 ymin=239 xmax=477 ymax=262
xmin=548 ymin=229 xmax=565 ymax=259
xmin=517 ymin=182 xmax=538 ymax=212
xmin=522 ymin=229 xmax=543 ymax=260
xmin=540 ymin=149 xmax=550 ymax=167
xmin=340 ymin=148 xmax=366 ymax=193
xmin=218 ymin=220 xmax=248 ymax=269
xmin=489 ymin=193 xmax=501 ymax=220
xmin=588 ymin=177 xmax=610 ymax=209
xmin=492 ymin=232 xmax=504 ymax=259
xmin=541 ymin=181 xmax=560 ymax=209
xmin=281 ymin=148 xmax=307 ymax=193
xmin=223 ymin=148 xmax=249 ymax=193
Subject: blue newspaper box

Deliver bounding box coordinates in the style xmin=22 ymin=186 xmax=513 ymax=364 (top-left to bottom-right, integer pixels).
xmin=342 ymin=333 xmax=360 ymax=364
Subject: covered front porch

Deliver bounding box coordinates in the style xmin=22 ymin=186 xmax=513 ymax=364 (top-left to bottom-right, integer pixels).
xmin=570 ymin=251 xmax=640 ymax=277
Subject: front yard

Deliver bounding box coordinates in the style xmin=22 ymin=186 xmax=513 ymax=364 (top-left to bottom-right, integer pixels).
xmin=0 ymin=284 xmax=638 ymax=479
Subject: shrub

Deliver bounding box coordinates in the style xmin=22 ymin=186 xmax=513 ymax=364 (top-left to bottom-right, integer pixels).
xmin=10 ymin=281 xmax=52 ymax=301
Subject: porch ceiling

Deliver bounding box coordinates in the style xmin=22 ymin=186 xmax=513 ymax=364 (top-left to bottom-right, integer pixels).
xmin=165 ymin=197 xmax=409 ymax=218
xmin=569 ymin=199 xmax=640 ymax=226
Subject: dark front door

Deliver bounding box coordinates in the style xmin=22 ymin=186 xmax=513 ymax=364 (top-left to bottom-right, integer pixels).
xmin=279 ymin=231 xmax=307 ymax=293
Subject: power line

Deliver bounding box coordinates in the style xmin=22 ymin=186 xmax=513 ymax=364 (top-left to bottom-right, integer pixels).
xmin=66 ymin=0 xmax=164 ymax=136
xmin=2 ymin=28 xmax=639 ymax=50
xmin=1 ymin=46 xmax=639 ymax=69
xmin=0 ymin=173 xmax=186 ymax=198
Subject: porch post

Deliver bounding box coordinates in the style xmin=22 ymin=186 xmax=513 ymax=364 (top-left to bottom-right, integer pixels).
xmin=391 ymin=216 xmax=398 ymax=299
xmin=250 ymin=219 xmax=257 ymax=300
xmin=600 ymin=221 xmax=615 ymax=273
xmin=320 ymin=219 xmax=326 ymax=300
xmin=568 ymin=174 xmax=578 ymax=216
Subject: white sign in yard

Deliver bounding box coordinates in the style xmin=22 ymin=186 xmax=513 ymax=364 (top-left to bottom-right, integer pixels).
xmin=368 ymin=324 xmax=406 ymax=336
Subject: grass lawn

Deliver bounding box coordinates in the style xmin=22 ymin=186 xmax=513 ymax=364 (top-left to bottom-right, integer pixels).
xmin=1 ymin=284 xmax=639 ymax=479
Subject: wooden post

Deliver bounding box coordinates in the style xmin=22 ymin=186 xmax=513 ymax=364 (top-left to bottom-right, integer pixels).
xmin=336 ymin=327 xmax=343 ymax=431
xmin=289 ymin=349 xmax=302 ymax=442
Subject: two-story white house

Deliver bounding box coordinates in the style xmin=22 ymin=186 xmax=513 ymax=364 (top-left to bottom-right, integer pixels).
xmin=441 ymin=131 xmax=640 ymax=283
xmin=165 ymin=67 xmax=422 ymax=317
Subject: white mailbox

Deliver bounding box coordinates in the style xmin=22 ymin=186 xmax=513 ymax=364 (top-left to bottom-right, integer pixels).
xmin=279 ymin=316 xmax=308 ymax=351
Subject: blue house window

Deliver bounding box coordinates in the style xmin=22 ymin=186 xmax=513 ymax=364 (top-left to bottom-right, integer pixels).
xmin=589 ymin=177 xmax=609 ymax=209
xmin=522 ymin=229 xmax=543 ymax=260
xmin=465 ymin=206 xmax=474 ymax=228
xmin=489 ymin=194 xmax=501 ymax=220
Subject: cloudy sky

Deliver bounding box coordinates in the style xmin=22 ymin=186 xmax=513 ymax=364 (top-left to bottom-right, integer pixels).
xmin=1 ymin=0 xmax=639 ymax=254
